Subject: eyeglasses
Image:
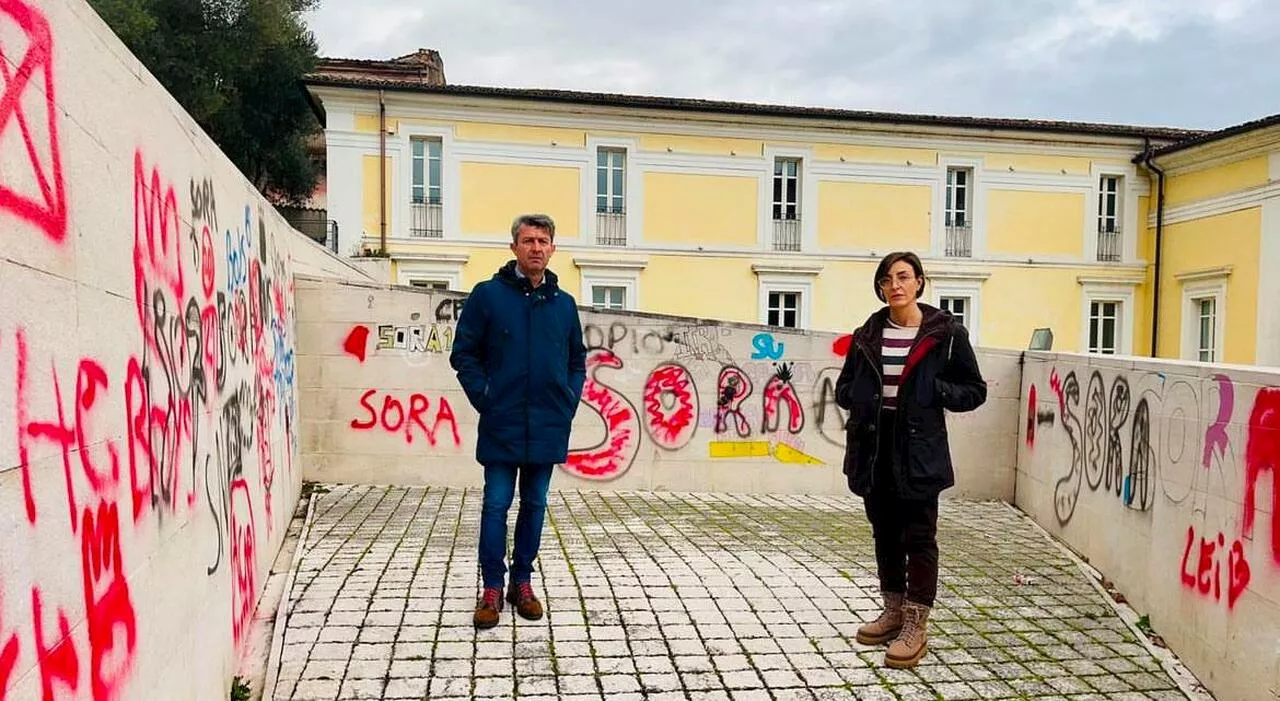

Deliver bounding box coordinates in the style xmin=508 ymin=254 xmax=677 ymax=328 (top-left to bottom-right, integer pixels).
xmin=877 ymin=273 xmax=918 ymax=290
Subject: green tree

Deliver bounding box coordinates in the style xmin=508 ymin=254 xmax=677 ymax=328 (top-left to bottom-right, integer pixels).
xmin=90 ymin=0 xmax=322 ymax=205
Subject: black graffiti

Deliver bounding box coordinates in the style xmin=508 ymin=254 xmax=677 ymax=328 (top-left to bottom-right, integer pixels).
xmin=666 ymin=325 xmax=735 ymax=364
xmin=812 ymin=368 xmax=848 ymax=448
xmin=1105 ymin=376 xmax=1131 ymax=495
xmin=190 ymin=178 xmax=218 ymax=230
xmin=583 ymin=321 xmax=665 ymax=355
xmin=1053 ymin=371 xmax=1083 ymax=525
xmin=1129 ymin=397 xmax=1153 ymax=510
xmin=206 ymin=381 xmax=254 ymax=575
xmin=714 ymin=366 xmax=752 ymax=437
xmin=1035 ymin=410 xmax=1056 ymax=427
xmin=435 ymin=298 xmax=463 ymax=322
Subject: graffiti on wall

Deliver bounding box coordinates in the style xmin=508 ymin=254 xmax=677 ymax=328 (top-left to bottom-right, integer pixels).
xmin=1 ymin=18 xmax=299 ymax=693
xmin=1028 ymin=363 xmax=1279 ymax=613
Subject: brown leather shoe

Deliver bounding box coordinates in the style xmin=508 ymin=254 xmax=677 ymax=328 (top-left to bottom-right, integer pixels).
xmin=856 ymin=591 xmax=904 ymax=645
xmin=473 ymin=587 xmax=503 ymax=629
xmin=506 ymin=581 xmax=544 ymax=620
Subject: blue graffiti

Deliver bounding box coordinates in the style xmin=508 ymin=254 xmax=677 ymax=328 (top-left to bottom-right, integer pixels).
xmin=751 ymin=333 xmax=784 ymax=360
xmin=225 ymin=207 xmax=253 ymax=292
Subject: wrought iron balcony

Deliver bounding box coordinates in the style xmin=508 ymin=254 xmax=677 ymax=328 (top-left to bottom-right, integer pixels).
xmin=595 ymin=209 xmax=627 ymax=246
xmin=410 ymin=197 xmax=443 ymax=238
xmin=1096 ymin=227 xmax=1121 ymax=262
xmin=772 ymin=217 xmax=801 ymax=252
xmin=945 ymin=225 xmax=972 ymax=257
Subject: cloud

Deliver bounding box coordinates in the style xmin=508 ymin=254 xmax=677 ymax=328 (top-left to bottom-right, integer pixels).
xmin=304 ymin=0 xmax=1279 ymax=129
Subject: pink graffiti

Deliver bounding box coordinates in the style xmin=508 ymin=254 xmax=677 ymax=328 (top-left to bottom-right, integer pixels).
xmin=230 ymin=480 xmax=256 ymax=647
xmin=715 ymin=366 xmax=752 ymax=437
xmin=762 ymin=365 xmax=803 ymax=434
xmin=1202 ymin=373 xmax=1234 ymax=468
xmin=1049 ymin=368 xmax=1065 ymax=415
xmin=642 ymin=364 xmax=698 ymax=450
xmin=563 ymin=349 xmax=639 ymax=480
xmin=1180 ymin=525 xmax=1250 ymax=610
xmin=1244 ymin=387 xmax=1280 ymax=566
xmin=82 ymin=501 xmax=138 ymax=700
xmin=1026 ymin=384 xmax=1038 ymax=447
xmin=0 ymin=0 xmax=67 ymax=244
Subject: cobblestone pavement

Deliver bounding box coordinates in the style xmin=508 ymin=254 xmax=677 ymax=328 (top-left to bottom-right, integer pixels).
xmin=267 ymin=485 xmax=1201 ymax=700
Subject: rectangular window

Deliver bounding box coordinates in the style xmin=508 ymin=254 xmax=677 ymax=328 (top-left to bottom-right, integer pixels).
xmin=596 ymin=148 xmax=625 ymax=214
xmin=1089 ymin=300 xmax=1120 ymax=355
xmin=771 ymin=157 xmax=801 ymax=251
xmin=1097 ymin=175 xmax=1122 ymax=262
xmin=595 ymin=148 xmax=627 ymax=246
xmin=767 ymin=291 xmax=800 ymax=328
xmin=945 ymin=167 xmax=970 ymax=228
xmin=940 ymin=296 xmax=969 ymax=329
xmin=1195 ymin=297 xmax=1217 ymax=362
xmin=411 ymin=137 xmax=443 ymax=237
xmin=591 ymin=285 xmax=626 ymax=310
xmin=409 ymin=279 xmax=449 ymax=291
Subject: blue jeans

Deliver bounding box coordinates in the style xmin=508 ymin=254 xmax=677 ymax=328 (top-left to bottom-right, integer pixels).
xmin=478 ymin=463 xmax=555 ymax=589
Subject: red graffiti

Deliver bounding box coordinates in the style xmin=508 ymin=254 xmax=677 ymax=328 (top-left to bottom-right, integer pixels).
xmin=32 ymin=589 xmax=78 ymax=701
xmin=82 ymin=501 xmax=137 ymax=700
xmin=200 ymin=224 xmax=215 ymax=299
xmin=832 ymin=334 xmax=852 ymax=358
xmin=1244 ymin=387 xmax=1280 ymax=566
xmin=230 ymin=480 xmax=256 ymax=647
xmin=1026 ymin=384 xmax=1038 ymax=447
xmin=14 ymin=329 xmax=37 ymax=522
xmin=0 ymin=589 xmax=17 ymax=700
xmin=1203 ymin=373 xmax=1234 ymax=468
xmin=124 ymin=356 xmax=188 ymax=522
xmin=343 ymin=325 xmax=370 ymax=362
xmin=350 ymin=390 xmax=462 ymax=446
xmin=0 ymin=0 xmax=67 ymax=244
xmin=564 ymin=349 xmax=640 ymax=480
xmin=133 ymin=151 xmax=185 ymax=340
xmin=762 ymin=367 xmax=804 ymax=434
xmin=642 ymin=364 xmax=698 ymax=450
xmin=1049 ymin=368 xmax=1065 ymax=415
xmin=1180 ymin=525 xmax=1250 ymax=609
xmin=715 ymin=366 xmax=752 ymax=437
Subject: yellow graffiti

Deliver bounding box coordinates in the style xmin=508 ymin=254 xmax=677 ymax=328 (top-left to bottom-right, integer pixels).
xmin=708 ymin=440 xmax=824 ymax=465
xmin=774 ymin=443 xmax=823 ymax=464
xmin=708 ymin=441 xmax=770 ymax=458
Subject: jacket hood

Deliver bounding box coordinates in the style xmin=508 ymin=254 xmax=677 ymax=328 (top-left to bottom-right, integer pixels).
xmin=494 ymin=259 xmax=560 ymax=292
xmin=853 ymin=303 xmax=956 ymax=346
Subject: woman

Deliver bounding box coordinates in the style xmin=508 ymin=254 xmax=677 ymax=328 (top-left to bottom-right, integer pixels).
xmin=835 ymin=251 xmax=987 ymax=669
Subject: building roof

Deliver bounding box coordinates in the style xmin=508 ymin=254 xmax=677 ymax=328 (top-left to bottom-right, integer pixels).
xmin=303 ymin=57 xmax=1202 ymax=142
xmin=1149 ymin=111 xmax=1280 ymax=158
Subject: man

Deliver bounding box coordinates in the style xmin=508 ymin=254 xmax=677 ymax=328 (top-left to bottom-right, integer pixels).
xmin=450 ymin=213 xmax=587 ymax=629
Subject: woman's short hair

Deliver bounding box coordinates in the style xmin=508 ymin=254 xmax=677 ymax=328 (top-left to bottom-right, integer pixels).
xmin=873 ymin=251 xmax=926 ymax=302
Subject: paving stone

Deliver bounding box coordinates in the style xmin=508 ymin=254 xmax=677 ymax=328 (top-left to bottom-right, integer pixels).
xmin=269 ymin=486 xmax=1196 ymax=701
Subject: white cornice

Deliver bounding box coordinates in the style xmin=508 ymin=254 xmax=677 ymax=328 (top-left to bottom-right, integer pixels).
xmin=1148 ymin=180 xmax=1280 ymax=227
xmin=572 ymin=255 xmax=649 ymax=271
xmin=928 ymin=270 xmax=992 ymax=282
xmin=1174 ymin=265 xmax=1233 ymax=283
xmin=751 ymin=262 xmax=824 ymax=276
xmin=1077 ymin=274 xmax=1145 ymax=287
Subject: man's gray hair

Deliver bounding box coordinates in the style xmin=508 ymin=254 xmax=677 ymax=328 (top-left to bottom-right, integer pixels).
xmin=511 ymin=213 xmax=556 ymax=242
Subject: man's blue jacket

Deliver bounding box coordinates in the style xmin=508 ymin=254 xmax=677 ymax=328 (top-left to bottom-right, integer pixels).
xmin=449 ymin=260 xmax=587 ymax=465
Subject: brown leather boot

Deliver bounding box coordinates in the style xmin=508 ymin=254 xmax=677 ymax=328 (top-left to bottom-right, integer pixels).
xmin=473 ymin=587 xmax=503 ymax=629
xmin=506 ymin=581 xmax=544 ymax=621
xmin=885 ymin=601 xmax=930 ymax=669
xmin=856 ymin=591 xmax=904 ymax=645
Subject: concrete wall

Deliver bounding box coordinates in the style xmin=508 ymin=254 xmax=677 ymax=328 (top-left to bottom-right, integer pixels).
xmin=1016 ymin=352 xmax=1280 ymax=701
xmin=296 ymin=277 xmax=1022 ymax=500
xmin=0 ymin=1 xmax=323 ymax=698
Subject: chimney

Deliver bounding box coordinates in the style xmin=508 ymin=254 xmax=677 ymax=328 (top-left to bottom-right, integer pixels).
xmin=393 ymin=48 xmax=446 ymax=85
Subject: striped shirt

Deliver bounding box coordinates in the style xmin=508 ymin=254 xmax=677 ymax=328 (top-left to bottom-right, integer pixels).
xmin=882 ymin=320 xmax=920 ymax=410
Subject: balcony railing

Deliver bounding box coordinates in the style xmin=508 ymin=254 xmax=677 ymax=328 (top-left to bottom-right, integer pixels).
xmin=945 ymin=225 xmax=972 ymax=257
xmin=595 ymin=209 xmax=627 ymax=246
xmin=772 ymin=217 xmax=801 ymax=252
xmin=1097 ymin=227 xmax=1121 ymax=262
xmin=410 ymin=198 xmax=443 ymax=238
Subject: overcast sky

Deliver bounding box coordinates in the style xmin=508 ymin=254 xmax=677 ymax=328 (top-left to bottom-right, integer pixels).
xmin=304 ymin=0 xmax=1279 ymax=131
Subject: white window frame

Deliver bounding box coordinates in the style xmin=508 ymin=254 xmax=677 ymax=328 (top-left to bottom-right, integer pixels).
xmin=574 ymin=255 xmax=648 ymax=311
xmin=758 ymin=146 xmax=816 ymax=252
xmin=589 ymin=284 xmax=629 ymax=311
xmin=395 ymin=252 xmax=468 ymax=290
xmin=1087 ymin=163 xmax=1140 ymax=264
xmin=1177 ymin=268 xmax=1229 ymax=363
xmin=395 ymin=124 xmax=459 ymax=240
xmin=931 ymin=280 xmax=983 ymax=346
xmin=1078 ymin=278 xmax=1138 ymax=356
xmin=753 ymin=263 xmax=822 ymax=330
xmin=584 ymin=136 xmax=643 ymax=247
xmin=933 ymin=156 xmax=985 ymax=257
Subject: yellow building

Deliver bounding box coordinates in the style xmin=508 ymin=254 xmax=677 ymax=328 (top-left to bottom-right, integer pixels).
xmin=302 ymin=50 xmax=1278 ymax=365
